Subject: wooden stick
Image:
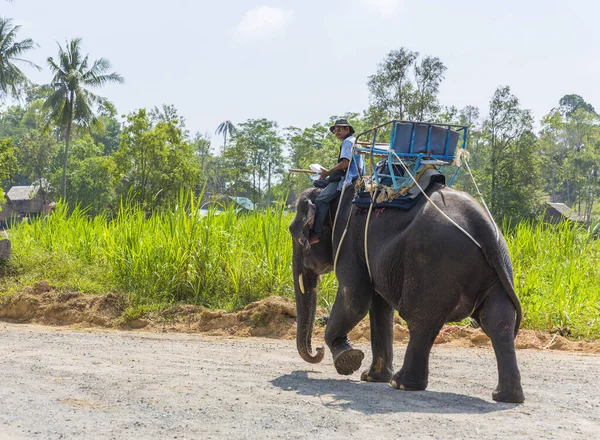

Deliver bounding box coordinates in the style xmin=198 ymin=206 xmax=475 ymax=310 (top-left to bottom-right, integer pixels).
xmin=288 ymin=169 xmax=317 ymax=174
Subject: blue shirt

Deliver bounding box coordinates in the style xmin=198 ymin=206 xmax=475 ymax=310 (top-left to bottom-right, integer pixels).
xmin=338 ymin=136 xmax=364 ymax=190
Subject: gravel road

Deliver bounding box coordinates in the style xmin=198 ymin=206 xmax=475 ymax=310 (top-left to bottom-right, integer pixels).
xmin=1 ymin=322 xmax=599 ymax=439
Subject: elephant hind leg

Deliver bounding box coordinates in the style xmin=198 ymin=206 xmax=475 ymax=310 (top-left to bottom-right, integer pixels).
xmin=391 ymin=323 xmax=443 ymax=391
xmin=475 ymin=291 xmax=525 ymax=403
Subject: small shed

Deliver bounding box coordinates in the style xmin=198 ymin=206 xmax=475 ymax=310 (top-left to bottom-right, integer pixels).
xmin=0 ymin=185 xmax=53 ymax=224
xmin=544 ymin=202 xmax=585 ymax=225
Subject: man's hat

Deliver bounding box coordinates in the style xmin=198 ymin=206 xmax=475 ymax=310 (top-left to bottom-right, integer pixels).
xmin=329 ymin=118 xmax=355 ymax=135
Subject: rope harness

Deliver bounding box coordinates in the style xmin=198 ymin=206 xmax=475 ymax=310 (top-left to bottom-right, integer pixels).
xmin=331 ymin=146 xmax=499 ymax=283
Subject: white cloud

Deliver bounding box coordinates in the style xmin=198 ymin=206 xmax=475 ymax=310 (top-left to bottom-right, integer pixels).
xmin=360 ymin=0 xmax=404 ymax=18
xmin=234 ymin=6 xmax=294 ymax=41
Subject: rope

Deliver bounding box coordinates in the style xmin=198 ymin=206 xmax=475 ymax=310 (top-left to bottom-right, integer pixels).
xmin=363 ymin=192 xmax=376 ymax=281
xmin=389 ymin=150 xmax=483 ymax=249
xmin=331 ymin=140 xmax=501 ymax=285
xmin=455 ymin=151 xmax=500 ymax=242
xmin=332 ymin=142 xmax=359 ymax=274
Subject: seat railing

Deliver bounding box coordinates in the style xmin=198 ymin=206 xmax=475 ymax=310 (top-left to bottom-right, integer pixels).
xmin=353 ymin=120 xmax=469 ymax=192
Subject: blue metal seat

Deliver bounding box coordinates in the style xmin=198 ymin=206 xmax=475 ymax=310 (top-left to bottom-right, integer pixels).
xmin=353 ymin=120 xmax=468 ymax=192
xmin=392 ymin=122 xmax=460 ymax=159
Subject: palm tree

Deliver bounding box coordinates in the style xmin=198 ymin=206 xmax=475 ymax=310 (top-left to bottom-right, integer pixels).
xmin=43 ymin=38 xmax=124 ymax=200
xmin=0 ymin=17 xmax=40 ymax=100
xmin=215 ymin=120 xmax=235 ymax=154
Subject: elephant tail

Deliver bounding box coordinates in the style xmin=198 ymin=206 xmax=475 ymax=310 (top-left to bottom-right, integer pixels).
xmin=484 ymin=242 xmax=523 ymax=339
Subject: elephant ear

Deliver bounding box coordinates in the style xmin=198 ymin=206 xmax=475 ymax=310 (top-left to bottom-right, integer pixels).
xmin=304 ymin=199 xmax=316 ymax=229
xmin=299 ymin=199 xmax=316 ymax=251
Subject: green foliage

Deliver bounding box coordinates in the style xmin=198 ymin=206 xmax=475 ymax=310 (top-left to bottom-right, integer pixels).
xmin=72 ymin=157 xmax=117 ymax=215
xmin=222 ymin=118 xmax=285 ymax=204
xmin=0 ymin=17 xmax=40 ymax=100
xmin=460 ymin=86 xmax=543 ymax=220
xmin=0 ymin=137 xmax=17 ymax=182
xmin=0 ymin=137 xmax=17 ymax=204
xmin=215 ymin=120 xmax=235 ymax=153
xmin=115 ymin=109 xmax=200 ymax=211
xmin=91 ymin=115 xmax=122 ymax=155
xmin=506 ymin=220 xmax=600 ymax=338
xmin=367 ymin=47 xmax=446 ymax=122
xmin=4 ymin=200 xmax=600 ymax=338
xmin=539 ymin=104 xmax=600 ymax=223
xmin=3 ymin=193 xmax=338 ymax=310
xmin=559 ymin=94 xmax=596 ymax=118
xmin=43 ymin=38 xmax=124 ymax=200
xmin=284 ymin=113 xmax=367 ymax=202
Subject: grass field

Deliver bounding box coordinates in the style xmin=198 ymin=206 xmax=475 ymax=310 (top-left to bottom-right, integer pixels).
xmin=1 ymin=194 xmax=599 ymax=338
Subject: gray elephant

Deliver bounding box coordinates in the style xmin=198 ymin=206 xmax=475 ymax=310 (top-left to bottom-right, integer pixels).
xmin=289 ymin=183 xmax=525 ymax=403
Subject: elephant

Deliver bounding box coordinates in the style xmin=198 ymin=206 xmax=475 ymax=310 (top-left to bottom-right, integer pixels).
xmin=288 ymin=182 xmax=525 ymax=403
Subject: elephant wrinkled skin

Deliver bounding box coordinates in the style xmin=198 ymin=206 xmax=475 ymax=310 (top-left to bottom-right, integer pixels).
xmin=289 ymin=183 xmax=525 ymax=403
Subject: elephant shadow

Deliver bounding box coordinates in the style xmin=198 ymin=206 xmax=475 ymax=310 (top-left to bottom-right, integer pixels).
xmin=270 ymin=371 xmax=517 ymax=415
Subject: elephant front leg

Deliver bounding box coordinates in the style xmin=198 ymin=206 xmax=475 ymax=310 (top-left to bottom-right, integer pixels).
xmin=360 ymin=293 xmax=394 ymax=383
xmin=324 ymin=284 xmax=371 ymax=376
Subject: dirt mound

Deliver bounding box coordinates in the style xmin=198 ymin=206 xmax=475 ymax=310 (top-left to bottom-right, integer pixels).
xmin=0 ymin=281 xmax=125 ymax=327
xmin=1 ymin=282 xmax=599 ymax=353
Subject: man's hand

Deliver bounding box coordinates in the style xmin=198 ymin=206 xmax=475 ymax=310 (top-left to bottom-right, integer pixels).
xmin=319 ymin=169 xmax=329 ymax=180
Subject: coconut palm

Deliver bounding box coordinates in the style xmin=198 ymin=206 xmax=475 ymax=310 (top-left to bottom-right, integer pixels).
xmin=215 ymin=120 xmax=235 ymax=153
xmin=0 ymin=17 xmax=40 ymax=100
xmin=43 ymin=38 xmax=124 ymax=200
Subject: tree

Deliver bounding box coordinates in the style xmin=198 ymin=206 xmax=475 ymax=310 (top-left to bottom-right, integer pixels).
xmin=231 ymin=118 xmax=284 ymax=204
xmin=368 ymin=48 xmax=418 ymax=121
xmin=410 ymin=56 xmax=447 ymax=120
xmin=475 ymin=86 xmax=541 ymax=220
xmin=115 ymin=108 xmax=200 ymax=211
xmin=0 ymin=138 xmax=17 ymax=204
xmin=191 ymin=131 xmax=213 ymax=181
xmin=367 ymin=48 xmax=446 ymax=122
xmin=540 ymin=101 xmax=600 ymax=222
xmin=43 ymin=38 xmax=124 ymax=200
xmin=559 ymin=94 xmax=596 ymax=118
xmin=215 ymin=120 xmax=234 ymax=153
xmin=0 ymin=17 xmax=40 ymax=100
xmin=49 ymin=134 xmax=116 ymax=215
xmin=91 ymin=115 xmax=122 ymax=155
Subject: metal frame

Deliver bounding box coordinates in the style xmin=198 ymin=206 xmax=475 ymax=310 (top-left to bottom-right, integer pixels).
xmin=354 ymin=120 xmax=469 ymax=192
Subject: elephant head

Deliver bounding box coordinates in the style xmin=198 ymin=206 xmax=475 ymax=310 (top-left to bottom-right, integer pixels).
xmin=288 ymin=189 xmax=335 ymax=364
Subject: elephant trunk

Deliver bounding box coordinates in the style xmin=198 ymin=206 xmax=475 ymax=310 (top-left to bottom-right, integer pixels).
xmin=294 ymin=266 xmax=324 ymax=364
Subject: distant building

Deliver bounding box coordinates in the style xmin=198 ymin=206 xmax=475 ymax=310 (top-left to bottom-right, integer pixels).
xmin=544 ymin=202 xmax=586 ymax=225
xmin=0 ymin=185 xmax=54 ymax=225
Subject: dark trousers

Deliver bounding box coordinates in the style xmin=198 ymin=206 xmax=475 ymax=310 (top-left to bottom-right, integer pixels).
xmin=313 ymin=182 xmax=340 ymax=237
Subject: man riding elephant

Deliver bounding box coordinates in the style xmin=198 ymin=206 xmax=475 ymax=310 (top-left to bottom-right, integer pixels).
xmin=309 ymin=118 xmax=363 ymax=244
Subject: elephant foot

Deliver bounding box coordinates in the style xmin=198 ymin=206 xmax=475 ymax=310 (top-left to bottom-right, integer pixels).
xmin=333 ymin=348 xmax=364 ymax=376
xmin=360 ymin=357 xmax=393 ymax=382
xmin=390 ymin=369 xmax=427 ymax=391
xmin=360 ymin=368 xmax=393 ymax=382
xmin=492 ymin=384 xmax=525 ymax=403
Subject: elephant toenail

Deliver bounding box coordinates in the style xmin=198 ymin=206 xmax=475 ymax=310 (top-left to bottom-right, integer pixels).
xmin=391 ymin=380 xmax=397 ymax=388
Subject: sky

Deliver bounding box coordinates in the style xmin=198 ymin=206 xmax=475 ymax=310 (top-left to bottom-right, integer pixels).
xmin=3 ymin=0 xmax=599 ymax=142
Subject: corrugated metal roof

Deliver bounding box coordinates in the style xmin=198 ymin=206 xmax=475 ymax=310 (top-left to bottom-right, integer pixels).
xmin=6 ymin=186 xmax=38 ymax=201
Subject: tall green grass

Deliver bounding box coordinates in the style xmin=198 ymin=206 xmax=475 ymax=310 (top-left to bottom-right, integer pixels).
xmin=505 ymin=221 xmax=600 ymax=338
xmin=2 ymin=193 xmax=599 ymax=338
xmin=4 ymin=193 xmax=338 ymax=310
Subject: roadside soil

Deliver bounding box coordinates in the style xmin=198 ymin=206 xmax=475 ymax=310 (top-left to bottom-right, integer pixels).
xmin=1 ymin=280 xmax=599 ymax=353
